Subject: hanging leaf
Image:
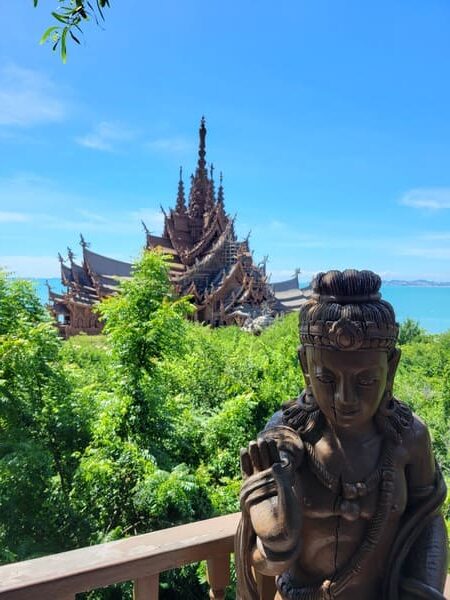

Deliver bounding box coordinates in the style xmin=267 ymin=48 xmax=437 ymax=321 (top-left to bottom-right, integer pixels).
xmin=61 ymin=27 xmax=68 ymax=63
xmin=51 ymin=12 xmax=70 ymax=24
xmin=69 ymin=30 xmax=81 ymax=45
xmin=39 ymin=26 xmax=59 ymax=45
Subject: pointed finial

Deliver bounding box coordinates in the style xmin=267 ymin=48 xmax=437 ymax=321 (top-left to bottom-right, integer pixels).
xmin=58 ymin=252 xmax=64 ymax=265
xmin=204 ymin=163 xmax=215 ymax=211
xmin=198 ymin=116 xmax=207 ymax=174
xmin=141 ymin=220 xmax=150 ymax=235
xmin=176 ymin=166 xmax=186 ymax=212
xmin=217 ymin=171 xmax=225 ymax=205
xmin=294 ymin=267 xmax=301 ymax=277
xmin=80 ymin=233 xmax=89 ymax=249
xmin=67 ymin=247 xmax=75 ymax=264
xmin=45 ymin=279 xmax=52 ymax=293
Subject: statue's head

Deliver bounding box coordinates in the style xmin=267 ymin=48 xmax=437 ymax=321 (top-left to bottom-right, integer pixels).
xmin=298 ymin=269 xmax=401 ymax=434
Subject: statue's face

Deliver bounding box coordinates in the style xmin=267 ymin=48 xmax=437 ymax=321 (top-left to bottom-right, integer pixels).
xmin=305 ymin=346 xmax=389 ymax=430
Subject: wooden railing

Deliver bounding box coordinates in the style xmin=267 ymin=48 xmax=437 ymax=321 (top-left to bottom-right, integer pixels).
xmin=0 ymin=513 xmax=249 ymax=600
xmin=0 ymin=512 xmax=447 ymax=600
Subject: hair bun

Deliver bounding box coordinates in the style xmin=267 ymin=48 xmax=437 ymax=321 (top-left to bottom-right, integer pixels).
xmin=312 ymin=269 xmax=381 ymax=299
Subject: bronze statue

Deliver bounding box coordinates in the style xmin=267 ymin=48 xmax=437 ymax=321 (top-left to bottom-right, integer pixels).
xmin=236 ymin=269 xmax=448 ymax=599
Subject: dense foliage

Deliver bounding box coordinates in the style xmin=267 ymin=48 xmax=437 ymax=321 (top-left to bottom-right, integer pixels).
xmin=0 ymin=259 xmax=449 ymax=597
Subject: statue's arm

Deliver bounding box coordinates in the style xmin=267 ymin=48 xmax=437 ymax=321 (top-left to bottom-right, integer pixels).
xmin=400 ymin=416 xmax=448 ymax=597
xmin=240 ymin=427 xmax=304 ymax=576
xmin=248 ymin=472 xmax=302 ymax=576
xmin=400 ymin=513 xmax=448 ymax=598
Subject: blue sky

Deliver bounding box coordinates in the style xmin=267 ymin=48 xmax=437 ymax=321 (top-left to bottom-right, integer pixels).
xmin=1 ymin=1 xmax=450 ymax=281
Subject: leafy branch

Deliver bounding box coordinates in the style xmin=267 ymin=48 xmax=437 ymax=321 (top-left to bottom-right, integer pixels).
xmin=33 ymin=0 xmax=111 ymax=63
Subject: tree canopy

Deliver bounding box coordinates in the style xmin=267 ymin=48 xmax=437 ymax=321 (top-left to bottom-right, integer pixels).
xmin=1 ymin=258 xmax=449 ymax=597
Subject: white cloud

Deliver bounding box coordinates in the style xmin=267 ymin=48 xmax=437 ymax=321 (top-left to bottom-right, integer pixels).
xmin=0 ymin=173 xmax=164 ymax=235
xmin=0 ymin=65 xmax=66 ymax=127
xmin=0 ymin=211 xmax=30 ymax=223
xmin=400 ymin=247 xmax=450 ymax=260
xmin=75 ymin=121 xmax=136 ymax=151
xmin=145 ymin=136 xmax=193 ymax=154
xmin=21 ymin=209 xmax=164 ymax=236
xmin=399 ymin=188 xmax=450 ymax=210
xmin=420 ymin=232 xmax=450 ymax=241
xmin=0 ymin=255 xmax=60 ymax=278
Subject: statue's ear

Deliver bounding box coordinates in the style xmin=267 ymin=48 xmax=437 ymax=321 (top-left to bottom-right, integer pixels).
xmin=386 ymin=348 xmax=401 ymax=390
xmin=298 ymin=345 xmax=309 ymax=375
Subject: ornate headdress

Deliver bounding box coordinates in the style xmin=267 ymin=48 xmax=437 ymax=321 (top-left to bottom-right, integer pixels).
xmin=300 ymin=270 xmax=399 ymax=351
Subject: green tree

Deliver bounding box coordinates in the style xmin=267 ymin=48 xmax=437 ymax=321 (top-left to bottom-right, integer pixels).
xmin=0 ymin=272 xmax=92 ymax=560
xmin=398 ymin=318 xmax=426 ymax=345
xmin=97 ymin=251 xmax=192 ymax=377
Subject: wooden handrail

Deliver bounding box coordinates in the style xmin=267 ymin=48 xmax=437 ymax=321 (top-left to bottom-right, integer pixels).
xmin=0 ymin=513 xmax=241 ymax=600
xmin=0 ymin=511 xmax=447 ymax=600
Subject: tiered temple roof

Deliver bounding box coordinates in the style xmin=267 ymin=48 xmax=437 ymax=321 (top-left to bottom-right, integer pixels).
xmin=49 ymin=237 xmax=132 ymax=337
xmin=50 ymin=118 xmax=310 ymax=336
xmin=144 ymin=117 xmax=280 ymax=325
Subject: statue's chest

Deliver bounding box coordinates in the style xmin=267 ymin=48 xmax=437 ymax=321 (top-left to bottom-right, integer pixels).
xmin=297 ymin=445 xmax=408 ymax=521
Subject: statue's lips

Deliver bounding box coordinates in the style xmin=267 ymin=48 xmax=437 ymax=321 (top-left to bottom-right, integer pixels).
xmin=337 ymin=408 xmax=360 ymax=417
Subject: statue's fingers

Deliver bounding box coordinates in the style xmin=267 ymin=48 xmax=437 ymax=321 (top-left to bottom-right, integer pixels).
xmin=240 ymin=449 xmax=253 ymax=477
xmin=258 ymin=439 xmax=271 ymax=470
xmin=267 ymin=438 xmax=280 ymax=464
xmin=271 ymin=461 xmax=293 ymax=517
xmin=249 ymin=441 xmax=262 ymax=471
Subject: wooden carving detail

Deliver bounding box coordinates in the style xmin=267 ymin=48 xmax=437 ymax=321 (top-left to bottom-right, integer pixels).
xmin=236 ymin=269 xmax=448 ymax=600
xmin=50 ymin=119 xmax=308 ymax=337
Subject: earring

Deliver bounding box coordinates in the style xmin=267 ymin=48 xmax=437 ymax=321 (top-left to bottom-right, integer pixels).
xmin=379 ymin=389 xmax=396 ymax=417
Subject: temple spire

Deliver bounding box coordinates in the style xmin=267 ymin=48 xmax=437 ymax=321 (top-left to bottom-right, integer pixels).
xmin=176 ymin=166 xmax=187 ymax=213
xmin=217 ymin=172 xmax=225 ymax=206
xmin=189 ymin=117 xmax=209 ymax=217
xmin=197 ymin=116 xmax=207 ymax=176
xmin=205 ymin=162 xmax=215 ymax=211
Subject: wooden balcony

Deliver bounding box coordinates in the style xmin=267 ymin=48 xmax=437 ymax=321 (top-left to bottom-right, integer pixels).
xmin=0 ymin=512 xmax=448 ymax=600
xmin=0 ymin=513 xmax=248 ymax=600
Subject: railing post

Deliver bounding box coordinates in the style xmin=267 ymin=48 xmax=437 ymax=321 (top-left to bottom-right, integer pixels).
xmin=206 ymin=554 xmax=230 ymax=600
xmin=133 ymin=574 xmax=159 ymax=600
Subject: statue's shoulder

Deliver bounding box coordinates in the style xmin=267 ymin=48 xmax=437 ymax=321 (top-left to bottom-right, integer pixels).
xmin=263 ymin=409 xmax=285 ymax=431
xmin=400 ymin=408 xmax=433 ymax=457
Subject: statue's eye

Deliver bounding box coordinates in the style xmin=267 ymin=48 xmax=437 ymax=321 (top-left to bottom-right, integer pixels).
xmin=358 ymin=376 xmax=377 ymax=386
xmin=315 ymin=372 xmax=335 ymax=384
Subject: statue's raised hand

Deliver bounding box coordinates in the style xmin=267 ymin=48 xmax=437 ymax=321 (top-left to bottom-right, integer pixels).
xmin=240 ymin=426 xmax=303 ymax=558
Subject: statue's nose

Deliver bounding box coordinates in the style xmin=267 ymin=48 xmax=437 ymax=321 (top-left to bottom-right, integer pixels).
xmin=336 ymin=376 xmax=359 ymax=410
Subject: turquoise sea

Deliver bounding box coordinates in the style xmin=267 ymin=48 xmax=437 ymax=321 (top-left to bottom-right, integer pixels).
xmin=32 ymin=279 xmax=450 ymax=335
xmin=380 ymin=285 xmax=450 ymax=334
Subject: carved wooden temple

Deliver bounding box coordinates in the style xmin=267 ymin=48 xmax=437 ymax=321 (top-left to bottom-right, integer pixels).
xmin=49 ymin=118 xmax=310 ymax=337
xmin=48 ymin=237 xmax=132 ymax=337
